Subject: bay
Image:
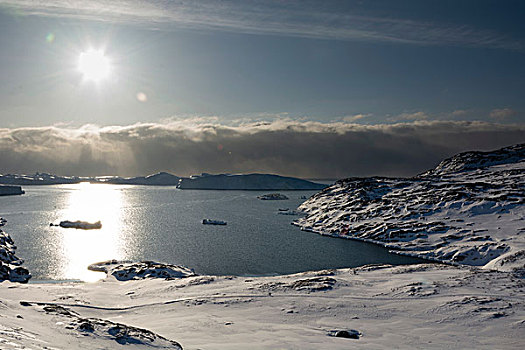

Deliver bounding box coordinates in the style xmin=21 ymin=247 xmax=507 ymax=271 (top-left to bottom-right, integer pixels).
xmin=0 ymin=183 xmax=426 ymax=281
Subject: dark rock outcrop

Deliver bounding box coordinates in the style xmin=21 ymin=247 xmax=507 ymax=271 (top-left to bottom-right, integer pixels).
xmin=0 ymin=218 xmax=31 ymax=283
xmin=0 ymin=185 xmax=24 ymax=196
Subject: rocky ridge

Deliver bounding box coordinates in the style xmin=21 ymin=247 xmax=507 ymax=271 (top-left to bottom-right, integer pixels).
xmin=88 ymin=260 xmax=197 ymax=281
xmin=294 ymin=144 xmax=525 ymax=274
xmin=0 ymin=218 xmax=31 ymax=283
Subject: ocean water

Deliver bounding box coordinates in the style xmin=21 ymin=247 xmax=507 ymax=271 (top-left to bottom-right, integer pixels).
xmin=0 ymin=183 xmax=426 ymax=281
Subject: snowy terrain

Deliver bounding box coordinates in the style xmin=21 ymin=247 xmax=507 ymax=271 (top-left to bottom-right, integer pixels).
xmin=295 ymin=143 xmax=525 ymax=275
xmin=0 ymin=144 xmax=524 ymax=348
xmin=0 ymin=263 xmax=523 ymax=349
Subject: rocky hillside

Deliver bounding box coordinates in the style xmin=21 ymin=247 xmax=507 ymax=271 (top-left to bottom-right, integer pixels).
xmin=294 ymin=144 xmax=525 ymax=274
xmin=0 ymin=218 xmax=31 ymax=282
xmin=420 ymin=143 xmax=525 ymax=177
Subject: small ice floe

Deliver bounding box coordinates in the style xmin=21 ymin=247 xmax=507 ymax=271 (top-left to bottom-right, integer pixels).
xmin=88 ymin=260 xmax=196 ymax=281
xmin=202 ymin=219 xmax=227 ymax=225
xmin=257 ymin=193 xmax=289 ymax=200
xmin=278 ymin=210 xmax=300 ymax=216
xmin=51 ymin=220 xmax=102 ymax=230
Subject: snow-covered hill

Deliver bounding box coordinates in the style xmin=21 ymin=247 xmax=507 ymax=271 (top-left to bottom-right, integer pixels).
xmin=420 ymin=143 xmax=525 ymax=177
xmin=177 ymin=173 xmax=327 ymax=190
xmin=295 ymin=143 xmax=525 ymax=274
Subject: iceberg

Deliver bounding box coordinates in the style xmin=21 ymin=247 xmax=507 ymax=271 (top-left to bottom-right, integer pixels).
xmin=202 ymin=219 xmax=227 ymax=225
xmin=257 ymin=193 xmax=289 ymax=200
xmin=53 ymin=220 xmax=102 ymax=230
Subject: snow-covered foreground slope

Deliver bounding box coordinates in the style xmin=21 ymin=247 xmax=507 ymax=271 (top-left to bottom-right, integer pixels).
xmin=1 ymin=264 xmax=524 ymax=349
xmin=295 ymin=144 xmax=525 ymax=274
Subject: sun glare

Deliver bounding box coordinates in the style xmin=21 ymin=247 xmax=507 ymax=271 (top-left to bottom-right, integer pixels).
xmin=78 ymin=49 xmax=111 ymax=82
xmin=58 ymin=182 xmax=124 ymax=281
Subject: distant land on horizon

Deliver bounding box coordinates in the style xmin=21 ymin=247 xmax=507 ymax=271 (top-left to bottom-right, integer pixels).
xmin=0 ymin=172 xmax=327 ymax=191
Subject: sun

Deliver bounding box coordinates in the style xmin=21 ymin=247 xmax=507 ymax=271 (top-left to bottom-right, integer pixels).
xmin=78 ymin=49 xmax=111 ymax=82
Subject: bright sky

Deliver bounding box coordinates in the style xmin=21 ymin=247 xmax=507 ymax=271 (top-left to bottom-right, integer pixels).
xmin=0 ymin=1 xmax=523 ymax=177
xmin=1 ymin=0 xmax=524 ymax=127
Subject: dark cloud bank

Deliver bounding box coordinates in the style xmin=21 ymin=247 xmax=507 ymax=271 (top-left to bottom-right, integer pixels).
xmin=1 ymin=120 xmax=523 ymax=179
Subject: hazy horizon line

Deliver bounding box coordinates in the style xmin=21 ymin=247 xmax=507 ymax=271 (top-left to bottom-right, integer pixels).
xmin=1 ymin=119 xmax=524 ymax=179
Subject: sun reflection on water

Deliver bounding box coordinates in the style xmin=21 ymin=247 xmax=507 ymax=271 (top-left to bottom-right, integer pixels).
xmin=57 ymin=182 xmax=125 ymax=282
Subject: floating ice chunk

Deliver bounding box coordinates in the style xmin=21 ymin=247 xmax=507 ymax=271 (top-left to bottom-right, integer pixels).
xmin=257 ymin=193 xmax=289 ymax=200
xmin=53 ymin=220 xmax=102 ymax=230
xmin=202 ymin=219 xmax=227 ymax=225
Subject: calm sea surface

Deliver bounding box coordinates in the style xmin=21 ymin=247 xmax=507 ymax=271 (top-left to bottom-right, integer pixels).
xmin=0 ymin=184 xmax=425 ymax=281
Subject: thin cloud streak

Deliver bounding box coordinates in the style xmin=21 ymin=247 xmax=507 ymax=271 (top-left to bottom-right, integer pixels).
xmin=1 ymin=119 xmax=524 ymax=179
xmin=0 ymin=0 xmax=522 ymax=50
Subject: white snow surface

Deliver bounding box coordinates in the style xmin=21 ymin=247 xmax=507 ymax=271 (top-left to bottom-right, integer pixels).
xmin=295 ymin=144 xmax=525 ymax=274
xmin=0 ymin=264 xmax=524 ymax=349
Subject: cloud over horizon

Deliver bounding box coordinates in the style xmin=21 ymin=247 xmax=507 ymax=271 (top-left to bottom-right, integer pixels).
xmin=1 ymin=119 xmax=524 ymax=179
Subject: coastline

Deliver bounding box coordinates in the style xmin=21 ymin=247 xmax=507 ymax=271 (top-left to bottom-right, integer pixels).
xmin=1 ymin=214 xmax=523 ymax=349
xmin=1 ymin=145 xmax=523 ymax=348
xmin=293 ymin=224 xmax=458 ymax=266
